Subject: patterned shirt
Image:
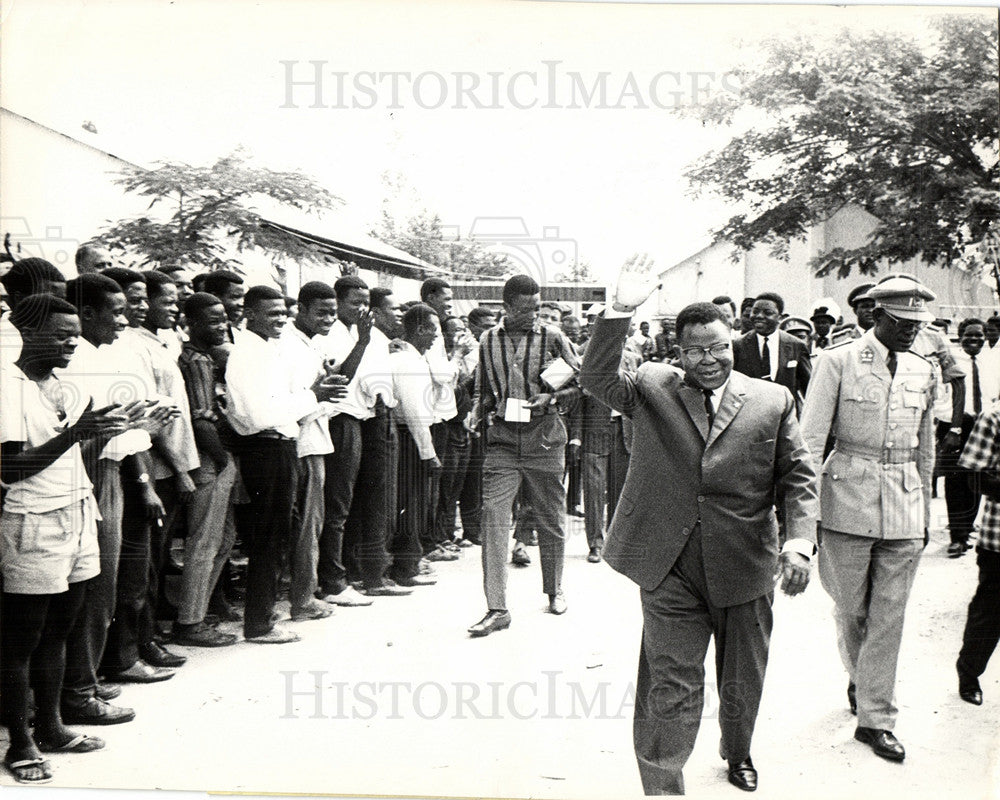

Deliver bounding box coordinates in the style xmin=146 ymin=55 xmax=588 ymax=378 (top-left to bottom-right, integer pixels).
xmin=476 ymin=321 xmax=580 ymax=412
xmin=957 ymin=408 xmax=1000 ymax=553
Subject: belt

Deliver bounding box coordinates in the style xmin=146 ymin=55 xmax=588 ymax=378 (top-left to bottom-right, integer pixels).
xmin=245 ymin=430 xmax=294 ymax=442
xmin=835 ymin=443 xmax=916 ymax=464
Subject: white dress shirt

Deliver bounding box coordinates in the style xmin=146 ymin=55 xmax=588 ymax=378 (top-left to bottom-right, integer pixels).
xmin=954 ymin=348 xmax=1000 ymax=416
xmin=224 ymin=329 xmax=318 ymax=439
xmin=0 ymin=312 xmax=22 ymax=371
xmin=755 ymin=331 xmax=780 ymax=380
xmin=125 ymin=326 xmax=200 ymax=479
xmin=391 ymin=341 xmax=437 ymax=459
xmin=425 ymin=315 xmax=458 ymax=423
xmin=318 ymin=320 xmax=395 ymax=420
xmin=280 ymin=325 xmax=335 ymax=457
xmin=58 ymin=336 xmax=153 ymax=462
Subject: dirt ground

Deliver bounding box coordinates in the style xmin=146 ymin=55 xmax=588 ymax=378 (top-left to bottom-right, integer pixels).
xmin=2 ymin=495 xmax=998 ymax=800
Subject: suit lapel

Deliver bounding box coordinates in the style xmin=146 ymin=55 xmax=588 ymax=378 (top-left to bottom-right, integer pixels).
xmin=706 ymin=373 xmax=748 ymax=449
xmin=677 ymin=381 xmax=710 ymax=442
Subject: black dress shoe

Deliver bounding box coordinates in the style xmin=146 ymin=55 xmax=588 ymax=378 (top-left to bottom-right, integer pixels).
xmin=854 ymin=727 xmax=905 ymax=762
xmin=468 ymin=610 xmax=512 ymax=638
xmin=960 ymin=686 xmax=984 ymax=705
xmin=847 ymin=681 xmax=857 ymax=715
xmin=61 ymin=696 xmax=136 ymax=725
xmin=139 ymin=642 xmax=187 ymax=668
xmin=727 ymin=757 xmax=757 ymax=792
xmin=95 ymin=682 xmax=121 ymax=701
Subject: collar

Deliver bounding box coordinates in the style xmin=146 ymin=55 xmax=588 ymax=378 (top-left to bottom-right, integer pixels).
xmin=862 ymin=329 xmax=890 ymax=361
xmin=500 ymin=319 xmax=542 ymax=336
xmin=755 ymin=330 xmax=779 ymax=346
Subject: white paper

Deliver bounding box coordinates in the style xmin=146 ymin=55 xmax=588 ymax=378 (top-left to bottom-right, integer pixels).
xmin=541 ymin=357 xmax=576 ymax=390
xmin=504 ymin=397 xmax=532 ymax=423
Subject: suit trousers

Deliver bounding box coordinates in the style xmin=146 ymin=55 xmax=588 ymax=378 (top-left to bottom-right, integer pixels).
xmin=234 ymin=437 xmax=297 ymax=639
xmin=344 ymin=409 xmax=393 ymax=587
xmin=178 ymin=453 xmax=238 ymax=625
xmin=957 ymin=548 xmax=1000 ymax=681
xmin=480 ymin=417 xmax=566 ymax=611
xmin=423 ymin=422 xmax=450 ymax=551
xmin=940 ymin=417 xmax=982 ymax=546
xmin=583 ymin=452 xmax=608 ymax=550
xmin=818 ymin=528 xmax=923 ymax=730
xmin=607 ymin=417 xmax=629 ymax=524
xmin=317 ymin=415 xmax=362 ymax=596
xmin=63 ymin=459 xmax=122 ymax=704
xmin=634 ymin=525 xmax=772 ymax=795
xmin=565 ymin=447 xmax=582 ymax=512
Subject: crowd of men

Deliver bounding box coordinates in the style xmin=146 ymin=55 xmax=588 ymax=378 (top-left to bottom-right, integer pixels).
xmin=0 ymin=247 xmax=996 ymax=794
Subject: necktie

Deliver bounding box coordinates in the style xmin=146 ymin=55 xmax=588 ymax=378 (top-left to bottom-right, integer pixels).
xmin=760 ymin=338 xmax=772 ymax=380
xmin=972 ymin=354 xmax=982 ymax=415
xmin=886 ymin=350 xmax=897 ymax=379
xmin=816 ymin=336 xmax=828 ymax=349
xmin=703 ymin=389 xmax=715 ymax=429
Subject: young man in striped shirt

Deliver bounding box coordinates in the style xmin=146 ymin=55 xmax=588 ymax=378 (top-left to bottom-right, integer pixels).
xmin=467 ymin=274 xmax=581 ymax=637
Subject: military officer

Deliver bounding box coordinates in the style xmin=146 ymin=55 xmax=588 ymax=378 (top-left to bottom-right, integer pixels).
xmin=830 ymin=283 xmax=876 ymax=345
xmin=780 ymin=315 xmax=813 ymax=345
xmin=800 ymin=275 xmax=937 ymax=764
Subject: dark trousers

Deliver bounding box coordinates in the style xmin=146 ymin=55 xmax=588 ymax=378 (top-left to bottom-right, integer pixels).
xmin=435 ymin=422 xmax=471 ymax=543
xmin=634 ymin=526 xmax=772 ymax=795
xmin=459 ymin=430 xmax=485 ymax=543
xmin=424 ymin=422 xmax=450 ymax=551
xmin=63 ymin=460 xmax=122 ymax=705
xmin=233 ymin=436 xmax=297 ymax=638
xmin=392 ymin=423 xmax=432 ymax=581
xmin=607 ymin=417 xmax=629 ymax=524
xmin=317 ymin=415 xmax=362 ymax=596
xmin=344 ymin=409 xmax=393 ymax=587
xmin=957 ymin=548 xmax=1000 ymax=682
xmin=565 ymin=447 xmax=582 ymax=512
xmin=1 ymin=582 xmax=87 ymax=743
xmin=102 ymin=480 xmax=154 ymax=673
xmin=940 ymin=417 xmax=982 ymax=545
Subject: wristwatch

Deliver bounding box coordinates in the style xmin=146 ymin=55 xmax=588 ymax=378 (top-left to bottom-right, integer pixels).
xmin=136 ymin=473 xmax=150 ymax=485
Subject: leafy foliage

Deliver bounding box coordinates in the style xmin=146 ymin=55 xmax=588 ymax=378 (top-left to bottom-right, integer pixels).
xmin=685 ymin=15 xmax=999 ymax=277
xmin=97 ymin=151 xmax=340 ymax=275
xmin=373 ymin=208 xmax=512 ymax=278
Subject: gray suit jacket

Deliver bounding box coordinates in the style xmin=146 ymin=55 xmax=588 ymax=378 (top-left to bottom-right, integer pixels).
xmin=580 ymin=316 xmax=818 ymax=608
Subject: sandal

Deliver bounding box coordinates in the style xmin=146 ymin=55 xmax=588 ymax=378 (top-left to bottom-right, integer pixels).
xmin=36 ymin=733 xmax=106 ymax=753
xmin=4 ymin=756 xmax=53 ymax=784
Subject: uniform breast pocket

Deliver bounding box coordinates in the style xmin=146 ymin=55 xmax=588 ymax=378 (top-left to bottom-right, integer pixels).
xmin=902 ymin=386 xmax=927 ymax=411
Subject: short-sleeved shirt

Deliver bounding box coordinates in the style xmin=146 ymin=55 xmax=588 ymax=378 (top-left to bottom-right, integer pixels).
xmin=0 ymin=364 xmax=93 ymax=514
xmin=957 ymin=409 xmax=1000 ymax=553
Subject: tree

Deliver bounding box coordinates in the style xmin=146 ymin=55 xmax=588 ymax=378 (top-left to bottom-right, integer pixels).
xmin=684 ymin=14 xmax=999 ymax=277
xmin=373 ymin=205 xmax=512 ymax=278
xmin=553 ymin=257 xmax=596 ymax=283
xmin=96 ymin=151 xmax=340 ymax=279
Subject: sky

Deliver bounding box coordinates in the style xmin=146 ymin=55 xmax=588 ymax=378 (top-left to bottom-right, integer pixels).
xmin=2 ymin=0 xmax=995 ymax=285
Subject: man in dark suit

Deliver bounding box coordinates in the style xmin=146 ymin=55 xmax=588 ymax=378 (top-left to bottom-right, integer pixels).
xmin=732 ymin=292 xmax=812 ymax=413
xmin=580 ymin=257 xmax=818 ymax=795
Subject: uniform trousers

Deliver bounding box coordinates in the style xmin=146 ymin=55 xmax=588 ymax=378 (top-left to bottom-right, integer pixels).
xmin=479 ymin=416 xmax=566 ymax=611
xmin=63 ymin=459 xmax=122 ymax=705
xmin=818 ymin=528 xmax=923 ymax=730
xmin=634 ymin=524 xmax=772 ymax=796
xmin=957 ymin=548 xmax=1000 ymax=682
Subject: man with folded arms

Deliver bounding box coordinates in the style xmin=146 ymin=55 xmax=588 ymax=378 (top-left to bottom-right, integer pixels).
xmin=224 ymin=285 xmax=345 ymax=643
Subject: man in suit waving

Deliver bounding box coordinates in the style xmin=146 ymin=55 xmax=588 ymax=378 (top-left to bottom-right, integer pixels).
xmin=733 ymin=292 xmax=812 ymax=413
xmin=580 ymin=256 xmax=818 ymax=795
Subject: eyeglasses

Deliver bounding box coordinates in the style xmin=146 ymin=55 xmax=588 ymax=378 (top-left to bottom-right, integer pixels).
xmin=680 ymin=343 xmax=731 ymax=361
xmin=881 ymin=309 xmax=927 ymax=332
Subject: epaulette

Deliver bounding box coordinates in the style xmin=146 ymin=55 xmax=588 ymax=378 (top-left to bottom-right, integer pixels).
xmin=823 ymin=337 xmax=854 ymax=351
